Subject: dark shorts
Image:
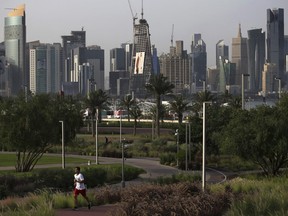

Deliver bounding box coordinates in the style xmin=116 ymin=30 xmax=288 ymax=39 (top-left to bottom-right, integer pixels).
xmin=74 ymin=188 xmax=86 ymax=197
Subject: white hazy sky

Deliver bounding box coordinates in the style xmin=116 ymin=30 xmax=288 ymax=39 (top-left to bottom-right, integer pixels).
xmin=1 ymin=0 xmax=287 ymax=71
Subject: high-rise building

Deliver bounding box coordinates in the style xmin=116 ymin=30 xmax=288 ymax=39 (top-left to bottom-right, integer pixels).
xmin=4 ymin=4 xmax=26 ymax=96
xmin=86 ymin=46 xmax=105 ymax=91
xmin=216 ymin=40 xmax=229 ymax=69
xmin=110 ymin=48 xmax=126 ymax=71
xmin=29 ymin=43 xmax=62 ymax=94
xmin=247 ymin=28 xmax=265 ymax=93
xmin=267 ymin=8 xmax=285 ymax=82
xmin=231 ymin=24 xmax=248 ymax=89
xmin=218 ymin=57 xmax=236 ymax=93
xmin=262 ymin=63 xmax=277 ymax=96
xmin=152 ymin=45 xmax=160 ymax=75
xmin=207 ymin=68 xmax=219 ymax=92
xmin=159 ymin=40 xmax=190 ymax=94
xmin=190 ymin=34 xmax=207 ymax=91
xmin=130 ymin=15 xmax=153 ymax=98
xmin=109 ymin=70 xmax=129 ymax=96
xmin=61 ymin=30 xmax=86 ymax=82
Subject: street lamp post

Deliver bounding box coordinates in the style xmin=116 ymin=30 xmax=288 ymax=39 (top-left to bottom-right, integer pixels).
xmin=189 ymin=123 xmax=191 ymax=163
xmin=121 ymin=138 xmax=125 ymax=188
xmin=95 ymin=109 xmax=98 ymax=164
xmin=185 ymin=123 xmax=188 ymax=171
xmin=175 ymin=129 xmax=179 ymax=167
xmin=120 ymin=112 xmax=125 ymax=188
xmin=59 ymin=121 xmax=65 ymax=169
xmin=202 ymin=102 xmax=211 ymax=191
xmin=275 ymin=77 xmax=281 ymax=100
xmin=242 ymin=74 xmax=250 ymax=110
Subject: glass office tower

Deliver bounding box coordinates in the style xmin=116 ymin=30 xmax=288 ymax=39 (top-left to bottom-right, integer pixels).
xmin=4 ymin=4 xmax=26 ymax=96
xmin=267 ymin=8 xmax=285 ymax=81
xmin=130 ymin=16 xmax=153 ymax=98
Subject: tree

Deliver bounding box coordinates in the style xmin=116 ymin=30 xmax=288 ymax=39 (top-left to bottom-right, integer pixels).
xmin=129 ymin=104 xmax=142 ymax=136
xmin=169 ymin=95 xmax=190 ymax=124
xmin=85 ymin=89 xmax=110 ymax=136
xmin=219 ymin=102 xmax=288 ymax=176
xmin=0 ymin=93 xmax=82 ymax=172
xmin=145 ymin=74 xmax=174 ymax=137
xmin=120 ymin=94 xmax=135 ymax=122
xmin=192 ymin=90 xmax=215 ymax=115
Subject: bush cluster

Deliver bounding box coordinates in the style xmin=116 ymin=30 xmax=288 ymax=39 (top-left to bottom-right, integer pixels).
xmin=0 ymin=165 xmax=144 ymax=200
xmin=93 ymin=182 xmax=232 ymax=216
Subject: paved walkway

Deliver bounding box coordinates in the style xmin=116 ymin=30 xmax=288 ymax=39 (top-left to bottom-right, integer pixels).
xmin=55 ymin=204 xmax=116 ymax=216
xmin=0 ymin=153 xmax=228 ymax=216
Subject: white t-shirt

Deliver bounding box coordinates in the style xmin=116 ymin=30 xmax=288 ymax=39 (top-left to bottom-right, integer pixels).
xmin=74 ymin=173 xmax=86 ymax=190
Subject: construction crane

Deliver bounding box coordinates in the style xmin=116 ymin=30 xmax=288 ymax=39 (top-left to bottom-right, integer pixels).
xmin=127 ymin=0 xmax=137 ymax=25
xmin=171 ymin=24 xmax=174 ymax=47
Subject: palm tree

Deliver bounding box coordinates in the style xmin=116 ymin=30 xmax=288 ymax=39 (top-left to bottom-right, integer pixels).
xmin=229 ymin=96 xmax=242 ymax=109
xmin=85 ymin=89 xmax=110 ymax=136
xmin=130 ymin=104 xmax=142 ymax=136
xmin=120 ymin=94 xmax=135 ymax=122
xmin=192 ymin=90 xmax=215 ymax=115
xmin=169 ymin=95 xmax=190 ymax=124
xmin=145 ymin=74 xmax=174 ymax=137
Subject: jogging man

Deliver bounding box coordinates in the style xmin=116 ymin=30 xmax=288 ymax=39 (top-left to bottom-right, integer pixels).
xmin=73 ymin=166 xmax=91 ymax=210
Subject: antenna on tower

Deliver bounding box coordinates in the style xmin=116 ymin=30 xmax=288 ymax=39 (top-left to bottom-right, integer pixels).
xmin=128 ymin=0 xmax=138 ymax=25
xmin=171 ymin=24 xmax=174 ymax=47
xmin=141 ymin=0 xmax=144 ymax=19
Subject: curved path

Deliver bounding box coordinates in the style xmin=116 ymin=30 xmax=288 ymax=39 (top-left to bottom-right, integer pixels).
xmin=0 ymin=153 xmax=227 ymax=216
xmin=55 ymin=156 xmax=227 ymax=216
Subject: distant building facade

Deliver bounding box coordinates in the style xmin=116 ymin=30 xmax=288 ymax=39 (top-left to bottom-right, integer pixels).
xmin=29 ymin=43 xmax=62 ymax=94
xmin=4 ymin=4 xmax=26 ymax=96
xmin=61 ymin=30 xmax=86 ymax=82
xmin=231 ymin=24 xmax=248 ymax=90
xmin=247 ymin=28 xmax=265 ymax=93
xmin=130 ymin=17 xmax=153 ymax=98
xmin=216 ymin=40 xmax=229 ymax=69
xmin=267 ymin=8 xmax=285 ymax=84
xmin=190 ymin=34 xmax=207 ymax=92
xmin=262 ymin=63 xmax=277 ymax=95
xmin=159 ymin=40 xmax=190 ymax=94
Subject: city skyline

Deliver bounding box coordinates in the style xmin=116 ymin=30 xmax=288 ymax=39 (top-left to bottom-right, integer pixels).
xmin=0 ymin=0 xmax=287 ymax=70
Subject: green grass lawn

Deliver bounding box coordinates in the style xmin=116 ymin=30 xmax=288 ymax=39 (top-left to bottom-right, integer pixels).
xmin=0 ymin=153 xmax=89 ymax=167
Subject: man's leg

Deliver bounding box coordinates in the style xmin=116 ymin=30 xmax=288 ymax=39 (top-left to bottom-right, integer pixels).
xmin=81 ymin=190 xmax=91 ymax=210
xmin=74 ymin=190 xmax=79 ymax=210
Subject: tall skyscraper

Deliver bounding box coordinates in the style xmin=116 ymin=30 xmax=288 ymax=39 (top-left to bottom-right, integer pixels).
xmin=159 ymin=40 xmax=190 ymax=94
xmin=29 ymin=43 xmax=62 ymax=94
xmin=61 ymin=30 xmax=86 ymax=82
xmin=110 ymin=48 xmax=126 ymax=71
xmin=267 ymin=8 xmax=285 ymax=82
xmin=231 ymin=24 xmax=248 ymax=89
xmin=218 ymin=57 xmax=236 ymax=93
xmin=190 ymin=34 xmax=207 ymax=91
xmin=70 ymin=45 xmax=105 ymax=93
xmin=247 ymin=28 xmax=265 ymax=93
xmin=130 ymin=14 xmax=153 ymax=98
xmin=216 ymin=40 xmax=229 ymax=69
xmin=4 ymin=4 xmax=26 ymax=96
xmin=262 ymin=63 xmax=277 ymax=96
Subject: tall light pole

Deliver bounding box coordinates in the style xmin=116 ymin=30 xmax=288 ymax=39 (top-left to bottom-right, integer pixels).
xmin=189 ymin=123 xmax=191 ymax=163
xmin=242 ymin=74 xmax=250 ymax=110
xmin=175 ymin=129 xmax=179 ymax=167
xmin=202 ymin=102 xmax=211 ymax=191
xmin=95 ymin=109 xmax=98 ymax=164
xmin=120 ymin=113 xmax=125 ymax=188
xmin=59 ymin=121 xmax=65 ymax=169
xmin=185 ymin=123 xmax=188 ymax=171
xmin=275 ymin=77 xmax=281 ymax=100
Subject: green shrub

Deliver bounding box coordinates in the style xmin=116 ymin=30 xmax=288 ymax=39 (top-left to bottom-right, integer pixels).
xmin=159 ymin=153 xmax=176 ymax=165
